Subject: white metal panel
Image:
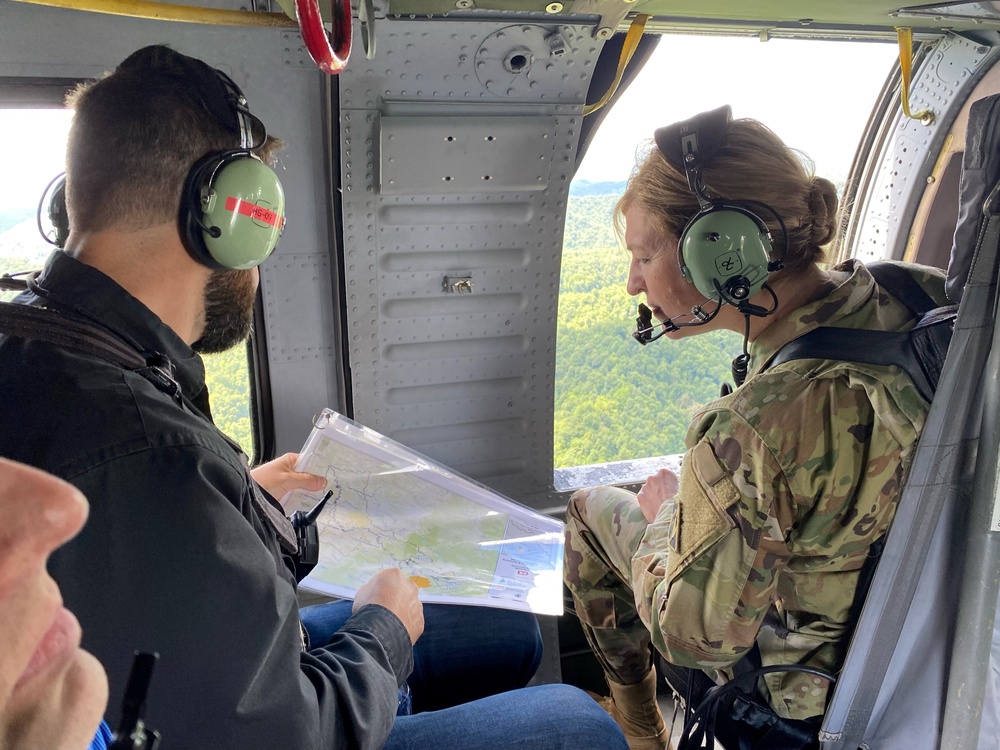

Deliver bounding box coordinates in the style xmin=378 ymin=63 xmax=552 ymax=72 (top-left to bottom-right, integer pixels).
xmin=851 ymin=33 xmax=998 ymax=261
xmin=338 ymin=15 xmax=602 ymax=508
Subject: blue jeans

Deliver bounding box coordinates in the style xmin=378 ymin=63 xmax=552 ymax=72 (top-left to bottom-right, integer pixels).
xmin=383 ymin=683 xmax=628 ymax=750
xmin=300 ymin=601 xmax=544 ymax=712
xmin=300 ymin=602 xmax=628 ymax=749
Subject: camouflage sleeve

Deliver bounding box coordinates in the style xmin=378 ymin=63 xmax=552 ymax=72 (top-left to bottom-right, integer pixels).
xmin=629 ymin=362 xmax=902 ymax=675
xmin=630 ymin=409 xmax=792 ymax=670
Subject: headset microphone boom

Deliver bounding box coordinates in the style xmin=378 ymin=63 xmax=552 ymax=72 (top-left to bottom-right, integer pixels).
xmin=628 ymin=105 xmax=787 ymax=387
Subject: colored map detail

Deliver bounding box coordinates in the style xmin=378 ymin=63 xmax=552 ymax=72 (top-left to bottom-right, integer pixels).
xmin=283 ymin=414 xmax=564 ymax=615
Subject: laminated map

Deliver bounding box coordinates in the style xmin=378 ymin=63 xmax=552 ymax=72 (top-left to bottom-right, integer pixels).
xmin=281 ymin=409 xmax=565 ymax=615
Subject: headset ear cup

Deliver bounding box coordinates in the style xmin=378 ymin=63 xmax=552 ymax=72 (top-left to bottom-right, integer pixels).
xmin=49 ymin=177 xmax=69 ymax=248
xmin=180 ymin=154 xmax=223 ymax=269
xmin=179 ymin=151 xmax=285 ymax=271
xmin=37 ymin=173 xmax=69 ymax=248
xmin=678 ymin=204 xmax=773 ymax=303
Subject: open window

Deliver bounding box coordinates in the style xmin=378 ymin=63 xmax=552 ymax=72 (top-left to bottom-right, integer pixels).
xmin=553 ymin=34 xmax=900 ymax=489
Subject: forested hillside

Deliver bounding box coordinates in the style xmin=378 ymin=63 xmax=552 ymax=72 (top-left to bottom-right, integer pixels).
xmin=554 ymin=193 xmax=740 ymax=468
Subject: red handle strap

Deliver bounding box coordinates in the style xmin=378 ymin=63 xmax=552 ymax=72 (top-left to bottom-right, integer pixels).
xmin=294 ymin=0 xmax=353 ymax=75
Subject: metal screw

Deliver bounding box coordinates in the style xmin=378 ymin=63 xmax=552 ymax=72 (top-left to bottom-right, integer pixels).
xmin=596 ymin=26 xmax=613 ymax=39
xmin=545 ymin=2 xmax=563 ymax=12
xmin=455 ymin=0 xmax=474 ymax=8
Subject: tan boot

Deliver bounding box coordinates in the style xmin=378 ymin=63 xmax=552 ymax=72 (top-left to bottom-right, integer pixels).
xmin=589 ymin=670 xmax=672 ymax=750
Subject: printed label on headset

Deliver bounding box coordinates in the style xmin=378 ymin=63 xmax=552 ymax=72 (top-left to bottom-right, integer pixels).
xmin=715 ymin=252 xmax=744 ymax=275
xmin=224 ymin=196 xmax=284 ymax=229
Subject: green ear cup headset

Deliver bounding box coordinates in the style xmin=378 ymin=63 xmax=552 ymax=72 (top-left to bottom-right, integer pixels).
xmin=179 ymin=67 xmax=285 ymax=271
xmin=676 ymin=206 xmax=773 ymax=303
xmin=638 ymin=105 xmax=788 ymax=387
xmin=653 ymin=104 xmax=784 ymax=309
xmin=39 ymin=54 xmax=285 ymax=270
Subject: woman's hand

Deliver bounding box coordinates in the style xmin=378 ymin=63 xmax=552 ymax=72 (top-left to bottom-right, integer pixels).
xmin=250 ymin=453 xmax=327 ymax=499
xmin=636 ymin=467 xmax=679 ymax=524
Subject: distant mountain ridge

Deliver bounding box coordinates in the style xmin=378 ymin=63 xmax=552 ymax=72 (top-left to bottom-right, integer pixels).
xmin=0 ymin=209 xmax=33 ymax=235
xmin=569 ymin=180 xmax=626 ymax=197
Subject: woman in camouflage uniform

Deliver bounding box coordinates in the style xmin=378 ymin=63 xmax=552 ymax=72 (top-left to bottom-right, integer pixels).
xmin=563 ymin=111 xmax=947 ymax=750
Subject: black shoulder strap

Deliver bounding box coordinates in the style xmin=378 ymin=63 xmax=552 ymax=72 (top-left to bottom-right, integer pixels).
xmin=0 ymin=301 xmax=184 ymax=399
xmin=0 ymin=300 xmax=145 ymax=367
xmin=865 ymin=261 xmax=938 ymax=315
xmin=765 ymin=263 xmax=950 ymax=402
xmin=0 ymin=300 xmax=300 ymax=554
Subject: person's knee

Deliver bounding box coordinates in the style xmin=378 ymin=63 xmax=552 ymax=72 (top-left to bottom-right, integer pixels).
xmin=564 ymin=488 xmax=610 ymax=594
xmin=525 ymin=684 xmax=628 ymax=747
xmin=565 ymin=485 xmax=624 ymax=533
xmin=565 ymin=488 xmax=591 ymax=528
xmin=491 ymin=609 xmax=543 ymax=673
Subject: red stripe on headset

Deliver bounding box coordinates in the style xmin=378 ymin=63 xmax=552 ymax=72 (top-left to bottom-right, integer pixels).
xmin=224 ymin=196 xmax=284 ymax=229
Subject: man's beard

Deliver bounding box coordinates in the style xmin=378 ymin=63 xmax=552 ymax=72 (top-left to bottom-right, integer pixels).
xmin=192 ymin=269 xmax=258 ymax=354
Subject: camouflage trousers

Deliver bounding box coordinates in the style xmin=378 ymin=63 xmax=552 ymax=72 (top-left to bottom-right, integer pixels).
xmin=564 ymin=485 xmax=665 ymax=686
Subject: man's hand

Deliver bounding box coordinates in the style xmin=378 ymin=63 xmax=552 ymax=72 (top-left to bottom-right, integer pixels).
xmin=353 ymin=569 xmax=425 ymax=645
xmin=250 ymin=453 xmax=326 ymax=499
xmin=636 ymin=467 xmax=679 ymax=524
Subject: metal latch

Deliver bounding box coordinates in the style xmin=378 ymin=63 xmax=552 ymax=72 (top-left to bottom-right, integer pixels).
xmin=443 ymin=275 xmax=475 ymax=294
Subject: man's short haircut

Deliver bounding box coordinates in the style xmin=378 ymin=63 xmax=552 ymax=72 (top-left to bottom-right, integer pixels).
xmin=65 ymin=45 xmax=280 ymax=234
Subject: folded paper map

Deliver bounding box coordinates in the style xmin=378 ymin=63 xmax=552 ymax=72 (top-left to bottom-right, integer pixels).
xmin=281 ymin=409 xmax=564 ymax=615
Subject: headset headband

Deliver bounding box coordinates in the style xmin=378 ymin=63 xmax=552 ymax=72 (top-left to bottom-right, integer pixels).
xmin=654 ymin=104 xmax=732 ymax=208
xmin=113 ymin=46 xmax=265 ymax=152
xmin=212 ymin=69 xmax=260 ymax=152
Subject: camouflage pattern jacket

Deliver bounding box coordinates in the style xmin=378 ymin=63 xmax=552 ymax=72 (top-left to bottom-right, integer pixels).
xmin=632 ymin=259 xmax=948 ymax=719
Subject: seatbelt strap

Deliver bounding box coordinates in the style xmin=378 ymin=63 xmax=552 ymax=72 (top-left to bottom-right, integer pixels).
xmin=766 ymin=262 xmax=953 ymax=402
xmin=0 ymin=301 xmax=183 ymax=399
xmin=819 ymin=199 xmax=1000 ymax=750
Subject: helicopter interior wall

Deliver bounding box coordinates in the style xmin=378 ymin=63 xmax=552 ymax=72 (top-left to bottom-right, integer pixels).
xmin=334 ymin=15 xmax=610 ymax=511
xmin=0 ymin=1 xmax=344 ymax=457
xmin=1 ymin=2 xmax=625 ymax=512
xmin=906 ymin=58 xmax=1000 ymax=272
xmin=847 ymin=32 xmax=1000 ymax=266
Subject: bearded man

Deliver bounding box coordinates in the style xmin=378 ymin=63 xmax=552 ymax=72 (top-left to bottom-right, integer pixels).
xmin=0 ymin=44 xmax=627 ymax=750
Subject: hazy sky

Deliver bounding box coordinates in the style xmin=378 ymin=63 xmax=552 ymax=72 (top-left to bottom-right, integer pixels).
xmin=576 ymin=34 xmax=900 ymax=186
xmin=1 ymin=109 xmax=74 ymax=215
xmin=1 ymin=34 xmax=898 ymax=214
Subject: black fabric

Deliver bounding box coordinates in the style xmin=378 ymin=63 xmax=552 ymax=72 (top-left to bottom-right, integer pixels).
xmin=947 ymin=93 xmax=1000 ymax=303
xmin=655 ymin=105 xmax=732 ymax=174
xmin=0 ymin=250 xmax=414 ymax=750
xmin=708 ymin=693 xmax=820 ymax=750
xmin=115 ymin=46 xmax=249 ymax=142
xmin=767 ymin=261 xmax=956 ymax=402
xmin=666 ymin=660 xmax=824 ymax=750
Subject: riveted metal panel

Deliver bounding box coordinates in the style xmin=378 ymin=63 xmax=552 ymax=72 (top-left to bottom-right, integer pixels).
xmin=339 ymin=20 xmax=598 ymax=108
xmin=852 ymin=33 xmax=999 ymax=262
xmin=338 ymin=16 xmax=600 ymax=507
xmin=380 ymin=115 xmax=556 ymax=193
xmin=261 ymin=253 xmax=337 ymax=364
